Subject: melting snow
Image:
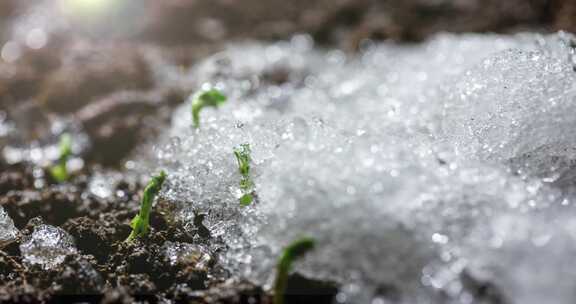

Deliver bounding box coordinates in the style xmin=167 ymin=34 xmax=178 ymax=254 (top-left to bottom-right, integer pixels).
xmin=162 ymin=241 xmax=212 ymax=268
xmin=136 ymin=32 xmax=576 ymax=303
xmin=20 ymin=224 xmax=78 ymax=270
xmin=0 ymin=205 xmax=18 ymax=247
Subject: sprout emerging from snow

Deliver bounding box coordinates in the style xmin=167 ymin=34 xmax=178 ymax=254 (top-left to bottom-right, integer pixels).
xmin=49 ymin=133 xmax=72 ymax=183
xmin=125 ymin=171 xmax=167 ymax=242
xmin=233 ymin=143 xmax=254 ymax=206
xmin=274 ymin=237 xmax=316 ymax=304
xmin=190 ymin=88 xmax=227 ymax=128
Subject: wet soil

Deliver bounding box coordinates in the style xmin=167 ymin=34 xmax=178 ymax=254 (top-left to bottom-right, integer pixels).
xmin=0 ymin=166 xmax=338 ymax=303
xmin=8 ymin=0 xmax=570 ymax=51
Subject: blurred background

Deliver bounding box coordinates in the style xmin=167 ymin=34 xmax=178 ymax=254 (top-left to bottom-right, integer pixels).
xmin=0 ymin=0 xmax=574 ymax=167
xmin=2 ymin=0 xmax=573 ymax=48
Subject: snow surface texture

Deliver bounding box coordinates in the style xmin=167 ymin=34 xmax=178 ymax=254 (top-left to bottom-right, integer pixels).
xmin=20 ymin=224 xmax=78 ymax=270
xmin=0 ymin=205 xmax=18 ymax=247
xmin=137 ymin=32 xmax=576 ymax=303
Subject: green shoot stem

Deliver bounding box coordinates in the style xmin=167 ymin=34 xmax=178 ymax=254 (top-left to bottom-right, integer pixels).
xmin=49 ymin=133 xmax=72 ymax=183
xmin=273 ymin=237 xmax=316 ymax=304
xmin=125 ymin=170 xmax=167 ymax=242
xmin=234 ymin=143 xmax=254 ymax=206
xmin=191 ymin=88 xmax=227 ymax=128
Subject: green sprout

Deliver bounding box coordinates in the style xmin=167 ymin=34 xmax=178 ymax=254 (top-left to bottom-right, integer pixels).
xmin=190 ymin=88 xmax=227 ymax=128
xmin=233 ymin=143 xmax=254 ymax=206
xmin=125 ymin=171 xmax=167 ymax=242
xmin=273 ymin=237 xmax=316 ymax=304
xmin=239 ymin=193 xmax=253 ymax=206
xmin=49 ymin=133 xmax=72 ymax=183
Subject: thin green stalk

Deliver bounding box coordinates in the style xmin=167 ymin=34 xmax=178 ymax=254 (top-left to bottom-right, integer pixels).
xmin=125 ymin=171 xmax=167 ymax=242
xmin=273 ymin=237 xmax=316 ymax=304
xmin=191 ymin=88 xmax=227 ymax=128
xmin=233 ymin=143 xmax=254 ymax=206
xmin=49 ymin=133 xmax=72 ymax=183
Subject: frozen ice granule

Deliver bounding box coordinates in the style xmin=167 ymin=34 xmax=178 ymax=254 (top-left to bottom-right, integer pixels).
xmin=20 ymin=224 xmax=78 ymax=270
xmin=163 ymin=241 xmax=212 ymax=269
xmin=0 ymin=206 xmax=18 ymax=247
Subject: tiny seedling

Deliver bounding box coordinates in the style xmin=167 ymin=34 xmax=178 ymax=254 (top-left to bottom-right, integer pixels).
xmin=234 ymin=143 xmax=251 ymax=177
xmin=125 ymin=171 xmax=167 ymax=242
xmin=273 ymin=237 xmax=316 ymax=304
xmin=49 ymin=133 xmax=72 ymax=183
xmin=233 ymin=143 xmax=254 ymax=206
xmin=190 ymin=88 xmax=227 ymax=128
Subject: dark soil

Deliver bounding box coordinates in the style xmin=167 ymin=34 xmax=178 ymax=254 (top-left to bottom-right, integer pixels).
xmin=10 ymin=0 xmax=572 ymax=50
xmin=0 ymin=166 xmax=338 ymax=303
xmin=0 ymin=0 xmax=574 ymax=303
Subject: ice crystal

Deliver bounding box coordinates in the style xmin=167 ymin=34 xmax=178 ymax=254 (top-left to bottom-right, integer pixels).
xmin=0 ymin=206 xmax=18 ymax=247
xmin=20 ymin=224 xmax=78 ymax=270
